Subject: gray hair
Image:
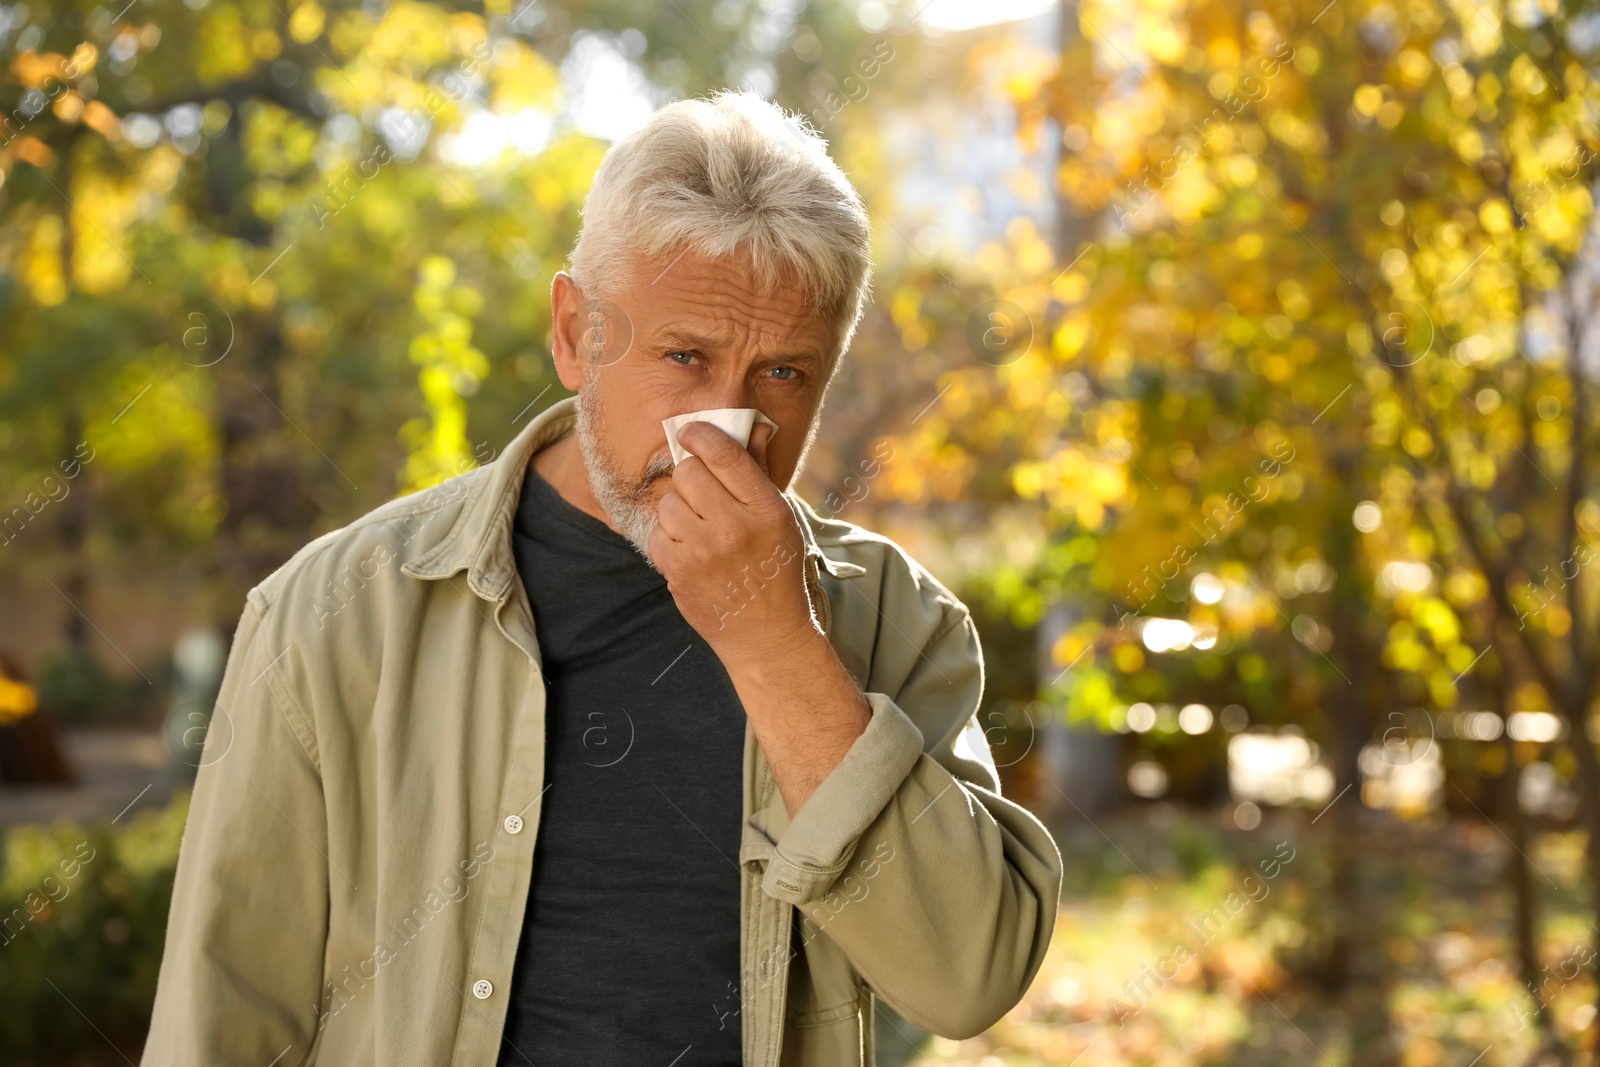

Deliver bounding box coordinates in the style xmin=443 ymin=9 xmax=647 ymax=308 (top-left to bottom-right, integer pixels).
xmin=568 ymin=90 xmax=873 ymax=356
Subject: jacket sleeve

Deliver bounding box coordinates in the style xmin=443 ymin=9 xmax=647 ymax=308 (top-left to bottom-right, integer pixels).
xmin=760 ymin=599 xmax=1063 ymax=1040
xmin=142 ymin=593 xmax=329 ymax=1066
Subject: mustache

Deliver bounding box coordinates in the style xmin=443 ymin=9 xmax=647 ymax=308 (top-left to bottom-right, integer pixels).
xmin=630 ymin=453 xmax=677 ymax=501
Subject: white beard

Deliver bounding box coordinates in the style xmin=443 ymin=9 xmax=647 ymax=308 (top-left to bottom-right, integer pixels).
xmin=573 ymin=386 xmax=675 ymax=569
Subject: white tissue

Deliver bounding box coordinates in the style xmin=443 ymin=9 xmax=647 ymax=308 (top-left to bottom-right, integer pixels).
xmin=660 ymin=408 xmax=779 ymax=466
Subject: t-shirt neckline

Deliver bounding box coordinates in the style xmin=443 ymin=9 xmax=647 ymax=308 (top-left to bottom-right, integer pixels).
xmin=521 ymin=462 xmax=643 ymax=555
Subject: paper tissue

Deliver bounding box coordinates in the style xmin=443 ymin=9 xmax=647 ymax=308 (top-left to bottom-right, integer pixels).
xmin=660 ymin=408 xmax=779 ymax=466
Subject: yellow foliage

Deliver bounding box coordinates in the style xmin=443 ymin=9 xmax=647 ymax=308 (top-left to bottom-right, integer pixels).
xmin=1411 ymin=597 xmax=1460 ymax=651
xmin=0 ymin=677 xmax=38 ymax=723
xmin=1138 ymin=19 xmax=1187 ymax=67
xmin=1009 ymin=217 xmax=1054 ymax=275
xmin=1050 ymin=631 xmax=1094 ymax=669
xmin=90 ymin=366 xmax=216 ymax=476
xmin=9 ymin=50 xmax=73 ymax=87
xmin=1054 ymin=264 xmax=1092 ymax=302
xmin=248 ymin=277 xmax=277 ymax=310
xmin=1206 ymin=37 xmax=1239 ymax=69
xmin=1511 ymin=55 xmax=1547 ymax=97
xmin=251 ymin=29 xmax=281 ymax=61
xmin=51 ymin=92 xmax=83 ymax=125
xmin=1396 ymin=48 xmax=1432 ymax=88
xmin=1012 ymin=444 xmax=1128 ymax=531
xmin=1224 ymin=154 xmax=1257 ymax=186
xmin=1478 ymin=71 xmax=1503 ymax=106
xmin=197 ymin=7 xmax=259 ymax=86
xmin=71 ymin=175 xmax=139 ymax=294
xmin=13 ymin=135 xmax=53 ymax=167
xmin=81 ymin=99 xmax=120 ymax=139
xmin=1479 ymin=198 xmax=1513 ymax=233
xmin=401 ymin=255 xmax=487 ymax=492
xmin=491 ymin=43 xmax=563 ymax=113
xmin=447 ymin=12 xmax=489 ymax=56
xmin=1454 ymin=126 xmax=1485 ymax=163
xmin=289 ymin=1 xmax=325 ymax=44
xmin=1402 ymin=426 xmax=1433 ymax=458
xmin=973 ymin=40 xmax=1055 ymax=106
xmin=1053 ymin=315 xmax=1089 ymax=359
xmin=23 ymin=214 xmax=66 ymax=306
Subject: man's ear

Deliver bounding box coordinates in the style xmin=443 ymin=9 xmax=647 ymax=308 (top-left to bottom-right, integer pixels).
xmin=549 ymin=272 xmax=588 ymax=393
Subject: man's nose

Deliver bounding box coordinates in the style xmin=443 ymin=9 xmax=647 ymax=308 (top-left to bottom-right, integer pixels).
xmin=698 ymin=372 xmax=756 ymax=410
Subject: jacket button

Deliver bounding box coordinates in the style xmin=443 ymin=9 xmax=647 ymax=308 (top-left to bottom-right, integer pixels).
xmin=473 ymin=979 xmax=494 ymax=999
xmin=503 ymin=814 xmax=524 ymax=834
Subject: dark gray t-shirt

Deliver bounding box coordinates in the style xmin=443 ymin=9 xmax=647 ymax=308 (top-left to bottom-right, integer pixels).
xmin=496 ymin=465 xmax=746 ymax=1067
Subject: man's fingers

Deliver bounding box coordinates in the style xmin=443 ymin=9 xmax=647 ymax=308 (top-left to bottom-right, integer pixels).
xmin=747 ymin=422 xmax=775 ymax=476
xmin=647 ymin=523 xmax=677 ymax=569
xmin=677 ymin=421 xmax=774 ymax=506
xmin=655 ymin=490 xmax=698 ymax=537
xmin=676 ymin=420 xmax=743 ymax=464
xmin=669 ymin=454 xmax=740 ymax=515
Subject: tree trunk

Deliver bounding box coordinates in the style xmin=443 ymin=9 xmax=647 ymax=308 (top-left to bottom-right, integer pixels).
xmin=56 ymin=146 xmax=91 ymax=654
xmin=206 ymin=103 xmax=319 ymax=626
xmin=1560 ymin=270 xmax=1600 ymax=1044
xmin=58 ymin=409 xmax=90 ymax=652
xmin=212 ymin=317 xmax=317 ymax=619
xmin=1496 ymin=643 xmax=1562 ymax=1056
xmin=1319 ymin=452 xmax=1369 ymax=993
xmin=1557 ymin=687 xmax=1600 ymax=1045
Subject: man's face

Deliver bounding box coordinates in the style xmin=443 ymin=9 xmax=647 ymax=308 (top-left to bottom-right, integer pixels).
xmin=549 ymin=248 xmax=842 ymax=551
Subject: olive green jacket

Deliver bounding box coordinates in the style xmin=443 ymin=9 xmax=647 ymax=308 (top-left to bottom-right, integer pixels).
xmin=141 ymin=397 xmax=1062 ymax=1067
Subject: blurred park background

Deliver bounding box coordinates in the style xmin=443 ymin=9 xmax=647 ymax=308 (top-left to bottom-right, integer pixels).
xmin=5 ymin=0 xmax=1600 ymax=1063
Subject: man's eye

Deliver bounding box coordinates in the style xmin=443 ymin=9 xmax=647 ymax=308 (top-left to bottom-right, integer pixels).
xmin=667 ymin=351 xmax=697 ymax=365
xmin=769 ymin=366 xmax=799 ymax=381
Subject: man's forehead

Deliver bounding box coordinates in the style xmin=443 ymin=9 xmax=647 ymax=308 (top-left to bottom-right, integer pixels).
xmin=623 ymin=248 xmax=838 ymax=354
xmin=634 ymin=248 xmax=802 ymax=309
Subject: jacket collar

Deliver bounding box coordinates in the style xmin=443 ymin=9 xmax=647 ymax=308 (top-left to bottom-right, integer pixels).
xmin=399 ymin=396 xmax=576 ymax=599
xmin=400 ymin=395 xmax=863 ymax=601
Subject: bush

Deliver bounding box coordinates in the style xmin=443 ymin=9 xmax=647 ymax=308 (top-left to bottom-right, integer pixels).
xmin=0 ymin=794 xmax=187 ymax=1063
xmin=36 ymin=649 xmax=164 ymax=726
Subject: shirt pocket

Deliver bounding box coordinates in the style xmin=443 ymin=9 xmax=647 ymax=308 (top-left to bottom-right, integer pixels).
xmin=782 ymin=914 xmax=866 ymax=1065
xmin=792 ymin=999 xmax=861 ymax=1028
xmin=781 ymin=996 xmax=864 ymax=1067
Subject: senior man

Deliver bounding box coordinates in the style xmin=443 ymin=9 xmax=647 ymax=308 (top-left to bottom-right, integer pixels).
xmin=142 ymin=91 xmax=1062 ymax=1067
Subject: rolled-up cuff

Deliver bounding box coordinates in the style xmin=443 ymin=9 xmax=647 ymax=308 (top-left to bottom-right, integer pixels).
xmin=761 ymin=692 xmax=925 ymax=905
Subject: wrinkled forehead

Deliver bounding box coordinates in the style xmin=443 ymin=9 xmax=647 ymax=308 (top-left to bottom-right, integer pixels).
xmin=612 ymin=247 xmax=844 ymax=367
